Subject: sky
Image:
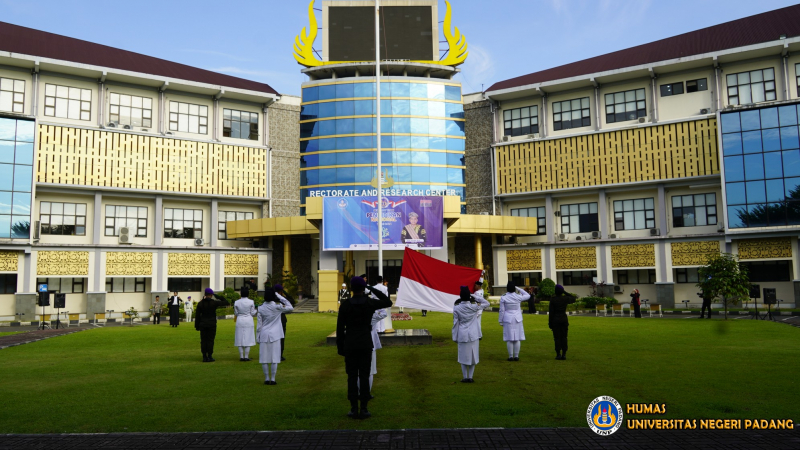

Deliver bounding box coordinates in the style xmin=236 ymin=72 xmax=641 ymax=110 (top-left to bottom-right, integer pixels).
xmin=1 ymin=0 xmax=799 ymax=96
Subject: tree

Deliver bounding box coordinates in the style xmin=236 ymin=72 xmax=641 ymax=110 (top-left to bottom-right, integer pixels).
xmin=697 ymin=253 xmax=750 ymax=320
xmin=538 ymin=278 xmax=556 ymax=298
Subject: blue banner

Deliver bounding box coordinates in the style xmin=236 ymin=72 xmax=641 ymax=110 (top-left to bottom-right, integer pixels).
xmin=322 ymin=196 xmax=444 ymax=251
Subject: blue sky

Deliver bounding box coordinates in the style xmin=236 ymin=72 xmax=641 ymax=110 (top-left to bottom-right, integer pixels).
xmin=1 ymin=0 xmax=798 ymax=96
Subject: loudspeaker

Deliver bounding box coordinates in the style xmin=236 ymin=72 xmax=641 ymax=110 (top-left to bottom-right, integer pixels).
xmin=54 ymin=293 xmax=66 ymax=309
xmin=749 ymin=284 xmax=761 ymax=299
xmin=763 ymin=288 xmax=777 ymax=305
xmin=37 ymin=291 xmax=50 ymax=307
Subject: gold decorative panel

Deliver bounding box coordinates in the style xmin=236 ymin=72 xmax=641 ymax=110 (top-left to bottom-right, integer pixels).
xmin=737 ymin=238 xmax=792 ymax=260
xmin=37 ymin=125 xmax=267 ymax=198
xmin=0 ymin=251 xmax=18 ymax=272
xmin=37 ymin=251 xmax=89 ymax=276
xmin=671 ymin=241 xmax=720 ymax=266
xmin=106 ymin=252 xmax=153 ymax=276
xmin=611 ymin=244 xmax=655 ymax=268
xmin=496 ymin=118 xmax=718 ymax=194
xmin=224 ymin=254 xmax=259 ymax=276
xmin=555 ymin=246 xmax=597 ymax=270
xmin=506 ymin=249 xmax=542 ymax=271
xmin=168 ymin=253 xmax=210 ymax=276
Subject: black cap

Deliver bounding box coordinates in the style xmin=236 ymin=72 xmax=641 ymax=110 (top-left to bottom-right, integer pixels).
xmin=507 ymin=281 xmax=516 ymax=293
xmin=376 ymin=275 xmax=383 ymax=283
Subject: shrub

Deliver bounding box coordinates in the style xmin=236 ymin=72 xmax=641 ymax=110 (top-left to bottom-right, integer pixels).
xmin=538 ymin=278 xmax=556 ymax=298
xmin=580 ymin=296 xmax=618 ymax=308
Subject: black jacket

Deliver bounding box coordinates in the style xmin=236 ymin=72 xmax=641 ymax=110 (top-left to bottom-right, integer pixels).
xmin=548 ymin=294 xmax=576 ymax=328
xmin=280 ymin=293 xmax=297 ymax=327
xmin=336 ymin=287 xmax=392 ymax=355
xmin=194 ymin=295 xmax=230 ymax=330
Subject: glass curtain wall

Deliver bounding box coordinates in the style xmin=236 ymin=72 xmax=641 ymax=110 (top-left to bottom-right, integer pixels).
xmin=0 ymin=117 xmax=33 ymax=238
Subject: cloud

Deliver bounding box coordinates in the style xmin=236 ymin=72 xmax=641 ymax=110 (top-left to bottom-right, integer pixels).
xmin=455 ymin=44 xmax=495 ymax=93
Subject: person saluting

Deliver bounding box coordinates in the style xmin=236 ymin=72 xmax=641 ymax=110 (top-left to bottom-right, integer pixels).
xmin=548 ymin=284 xmax=576 ymax=360
xmin=194 ymin=288 xmax=230 ymax=362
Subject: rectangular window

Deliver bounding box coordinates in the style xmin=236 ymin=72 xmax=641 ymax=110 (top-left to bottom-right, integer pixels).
xmin=168 ymin=101 xmax=208 ymax=134
xmin=660 ymin=82 xmax=684 ymax=97
xmin=105 ymin=205 xmax=148 ymax=237
xmin=560 ymin=202 xmax=598 ymax=233
xmin=605 ymin=88 xmax=646 ymax=123
xmin=686 ymin=78 xmax=708 ymax=93
xmin=109 ymin=93 xmax=153 ymax=128
xmin=510 ymin=206 xmax=546 ymax=235
xmin=616 ymin=269 xmax=656 ymax=285
xmin=0 ymin=274 xmax=16 ymax=294
xmin=740 ymin=261 xmax=791 ymax=282
xmin=675 ymin=268 xmax=700 ymax=283
xmin=613 ymin=198 xmax=655 ymax=230
xmin=44 ymin=84 xmax=91 ymax=121
xmin=36 ymin=277 xmax=85 ymax=293
xmin=552 ymin=97 xmax=590 ymax=131
xmin=167 ymin=278 xmax=204 ymax=292
xmin=0 ymin=77 xmax=25 ymax=113
xmin=224 ymin=277 xmax=249 ymax=290
xmin=39 ymin=202 xmax=87 ymax=236
xmin=218 ymin=211 xmax=255 ymax=240
xmin=0 ymin=117 xmax=34 ymax=239
xmin=223 ymin=109 xmax=259 ymax=140
xmin=727 ymin=68 xmax=776 ymax=105
xmin=503 ymin=106 xmax=539 ymax=137
xmin=672 ymin=193 xmax=717 ymax=227
xmin=164 ymin=208 xmax=203 ymax=239
xmin=508 ymin=272 xmax=542 ymax=287
xmin=105 ymin=277 xmax=146 ymax=293
xmin=562 ymin=270 xmax=597 ymax=285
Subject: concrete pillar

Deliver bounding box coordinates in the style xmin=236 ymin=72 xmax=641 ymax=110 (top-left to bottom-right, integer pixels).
xmin=283 ymin=236 xmax=292 ymax=274
xmin=93 ymin=191 xmax=102 ymax=245
xmin=598 ymin=189 xmax=608 ymax=239
xmin=210 ymin=199 xmax=219 ymax=247
xmin=154 ymin=195 xmax=163 ymax=246
xmin=318 ymin=246 xmax=339 ymax=312
xmin=86 ymin=292 xmax=107 ymax=321
xmin=474 ymin=234 xmax=483 ymax=269
xmin=656 ymin=282 xmax=675 ymax=309
xmin=14 ymin=293 xmax=37 ymax=323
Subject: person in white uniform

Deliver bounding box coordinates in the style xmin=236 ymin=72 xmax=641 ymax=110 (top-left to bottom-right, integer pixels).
xmin=256 ymin=287 xmax=294 ymax=385
xmin=499 ymin=281 xmax=530 ymax=361
xmin=184 ymin=296 xmax=193 ymax=323
xmin=233 ymin=287 xmax=257 ymax=361
xmin=452 ymin=286 xmax=490 ymax=383
xmin=371 ymin=276 xmax=390 ymax=333
xmin=359 ymin=308 xmax=388 ymax=399
xmin=472 ymin=279 xmax=487 ymax=339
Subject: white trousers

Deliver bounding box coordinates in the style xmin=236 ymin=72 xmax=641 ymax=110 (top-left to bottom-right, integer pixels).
xmin=185 ymin=310 xmax=192 ymax=322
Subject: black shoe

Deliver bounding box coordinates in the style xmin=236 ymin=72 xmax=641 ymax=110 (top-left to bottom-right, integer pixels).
xmin=360 ymin=408 xmax=371 ymax=419
xmin=207 ymin=357 xmax=215 ymax=362
xmin=467 ymin=378 xmax=474 ymax=383
xmin=559 ymin=355 xmax=566 ymax=360
xmin=203 ymin=356 xmax=209 ymax=362
xmin=347 ymin=408 xmax=358 ymax=418
xmin=555 ymin=355 xmax=560 ymax=360
xmin=507 ymin=357 xmax=514 ymax=361
xmin=514 ymin=357 xmax=519 ymax=361
xmin=271 ymin=380 xmax=277 ymax=385
xmin=281 ymin=356 xmax=286 ymax=361
xmin=244 ymin=358 xmax=251 ymax=361
xmin=240 ymin=358 xmax=245 ymax=361
xmin=460 ymin=378 xmax=469 ymax=383
xmin=264 ymin=381 xmax=270 ymax=385
xmin=369 ymin=394 xmax=375 ymax=400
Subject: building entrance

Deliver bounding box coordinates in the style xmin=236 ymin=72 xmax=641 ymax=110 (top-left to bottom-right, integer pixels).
xmin=366 ymin=259 xmax=402 ymax=294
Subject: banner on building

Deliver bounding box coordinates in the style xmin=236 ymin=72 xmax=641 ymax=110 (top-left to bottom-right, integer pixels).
xmin=322 ymin=196 xmax=443 ymax=251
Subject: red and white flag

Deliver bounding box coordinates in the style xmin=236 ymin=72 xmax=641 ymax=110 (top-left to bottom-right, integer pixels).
xmin=395 ymin=248 xmax=483 ymax=313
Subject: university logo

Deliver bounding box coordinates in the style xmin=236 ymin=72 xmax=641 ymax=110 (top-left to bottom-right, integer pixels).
xmin=586 ymin=396 xmax=623 ymax=436
xmin=337 ymin=198 xmax=348 ymax=209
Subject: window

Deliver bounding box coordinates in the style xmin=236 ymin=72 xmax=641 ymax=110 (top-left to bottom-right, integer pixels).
xmin=613 ymin=198 xmax=655 ymax=230
xmin=510 ymin=207 xmax=546 ymax=235
xmin=105 ymin=277 xmax=146 ymax=293
xmin=0 ymin=117 xmax=34 ymax=239
xmin=225 ymin=277 xmax=250 ymax=290
xmin=39 ymin=202 xmax=87 ymax=236
xmin=0 ymin=78 xmax=24 ymax=113
xmin=36 ymin=278 xmax=85 ymax=293
xmin=105 ymin=205 xmax=147 ymax=237
xmin=0 ymin=274 xmax=16 ymax=294
xmin=168 ymin=101 xmax=208 ymax=134
xmin=686 ymin=79 xmax=708 ymax=93
xmin=740 ymin=261 xmax=791 ymax=282
xmin=552 ymin=97 xmax=590 ymax=130
xmin=675 ymin=268 xmax=699 ymax=283
xmin=508 ymin=272 xmax=542 ymax=287
xmin=660 ymin=82 xmax=684 ymax=97
xmin=562 ymin=270 xmax=597 ymax=285
xmin=223 ymin=109 xmax=259 ymax=140
xmin=164 ymin=208 xmax=203 ymax=239
xmin=218 ymin=211 xmax=255 ymax=240
xmin=672 ymin=194 xmax=717 ymax=227
xmin=503 ymin=106 xmax=539 ymax=137
xmin=560 ymin=202 xmax=598 ymax=233
xmin=605 ymin=88 xmax=646 ymax=123
xmin=109 ymin=93 xmax=153 ymax=128
xmin=44 ymin=84 xmax=91 ymax=121
xmin=616 ymin=269 xmax=656 ymax=285
xmin=167 ymin=278 xmax=204 ymax=292
xmin=727 ymin=68 xmax=776 ymax=105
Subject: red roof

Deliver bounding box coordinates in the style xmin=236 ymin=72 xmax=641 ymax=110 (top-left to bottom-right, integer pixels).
xmin=488 ymin=4 xmax=800 ymax=93
xmin=0 ymin=21 xmax=277 ymax=95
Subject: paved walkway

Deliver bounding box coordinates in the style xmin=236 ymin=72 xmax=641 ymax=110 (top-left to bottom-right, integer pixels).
xmin=0 ymin=327 xmax=88 ymax=350
xmin=0 ymin=428 xmax=798 ymax=449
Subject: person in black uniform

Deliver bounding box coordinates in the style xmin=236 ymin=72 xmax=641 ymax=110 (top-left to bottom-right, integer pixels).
xmin=630 ymin=289 xmax=642 ymax=318
xmin=168 ymin=291 xmax=182 ymax=327
xmin=194 ymin=288 xmax=230 ymax=362
xmin=527 ymin=286 xmax=537 ymax=314
xmin=274 ymin=284 xmax=296 ymax=361
xmin=337 ymin=276 xmax=392 ymax=419
xmin=699 ymin=290 xmax=712 ymax=319
xmin=548 ymin=284 xmax=576 ymax=360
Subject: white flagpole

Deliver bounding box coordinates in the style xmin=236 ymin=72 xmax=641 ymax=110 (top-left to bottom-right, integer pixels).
xmin=375 ymin=0 xmax=383 ymax=280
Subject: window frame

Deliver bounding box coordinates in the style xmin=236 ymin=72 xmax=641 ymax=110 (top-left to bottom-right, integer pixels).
xmin=616 ymin=269 xmax=656 ymax=285
xmin=503 ymin=105 xmax=539 ymax=137
xmin=613 ymin=198 xmax=656 ymax=231
xmin=660 ymin=82 xmax=684 ymax=97
xmin=218 ymin=210 xmax=255 ymax=240
xmin=43 ymin=83 xmax=92 ymax=121
xmin=167 ymin=278 xmax=204 ymax=292
xmin=605 ymin=88 xmax=647 ymax=123
xmin=164 ymin=208 xmax=204 ymax=239
xmin=36 ymin=277 xmax=85 ymax=294
xmin=675 ymin=268 xmax=700 ymax=284
xmin=104 ymin=205 xmax=148 ymax=237
xmin=740 ymin=261 xmax=791 ymax=282
xmin=560 ymin=202 xmax=599 ymax=234
xmin=0 ymin=273 xmax=16 ymax=294
xmin=222 ymin=108 xmax=259 ymax=141
xmin=39 ymin=202 xmax=88 ymax=236
xmin=168 ymin=101 xmax=209 ymax=135
xmin=686 ymin=78 xmax=708 ymax=93
xmin=510 ymin=207 xmax=546 ymax=235
xmin=0 ymin=77 xmax=25 ymax=114
xmin=552 ymin=97 xmax=591 ymax=131
xmin=671 ymin=193 xmax=717 ymax=228
xmin=561 ymin=270 xmax=597 ymax=286
xmin=105 ymin=277 xmax=147 ymax=293
xmin=108 ymin=93 xmax=153 ymax=128
xmin=726 ymin=68 xmax=776 ymax=105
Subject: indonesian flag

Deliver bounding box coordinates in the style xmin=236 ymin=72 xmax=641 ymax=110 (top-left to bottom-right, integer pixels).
xmin=395 ymin=248 xmax=483 ymax=313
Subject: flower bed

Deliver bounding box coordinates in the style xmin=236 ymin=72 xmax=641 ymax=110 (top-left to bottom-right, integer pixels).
xmin=391 ymin=313 xmax=412 ymax=321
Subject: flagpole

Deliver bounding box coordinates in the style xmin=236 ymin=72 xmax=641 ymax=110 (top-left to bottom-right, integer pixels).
xmin=375 ymin=0 xmax=383 ymax=281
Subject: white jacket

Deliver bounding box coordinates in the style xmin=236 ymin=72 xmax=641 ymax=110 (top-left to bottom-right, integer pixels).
xmin=256 ymin=297 xmax=293 ymax=343
xmin=499 ymin=288 xmax=530 ymax=324
xmin=452 ymin=296 xmax=490 ymax=343
xmin=370 ymin=308 xmax=388 ymax=350
xmin=234 ymin=298 xmax=256 ymax=319
xmin=371 ymin=283 xmax=390 ymax=331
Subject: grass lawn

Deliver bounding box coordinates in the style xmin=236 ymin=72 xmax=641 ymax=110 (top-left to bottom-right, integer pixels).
xmin=0 ymin=331 xmax=23 ymax=337
xmin=0 ymin=312 xmax=798 ymax=433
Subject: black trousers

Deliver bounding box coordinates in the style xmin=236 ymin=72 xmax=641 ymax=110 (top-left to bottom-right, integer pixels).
xmin=345 ymin=349 xmax=373 ymax=402
xmin=153 ymin=313 xmax=160 ymax=324
xmin=528 ymin=301 xmax=536 ymax=314
xmin=700 ymin=300 xmax=712 ymax=318
xmin=169 ymin=305 xmax=180 ymax=326
xmin=200 ymin=326 xmax=217 ymax=356
xmin=551 ymin=324 xmax=569 ymax=355
xmin=281 ymin=320 xmax=287 ymax=357
xmin=633 ymin=303 xmax=642 ymax=318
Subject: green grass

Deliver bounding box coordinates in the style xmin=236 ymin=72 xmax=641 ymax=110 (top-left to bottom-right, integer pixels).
xmin=0 ymin=331 xmax=23 ymax=337
xmin=0 ymin=313 xmax=798 ymax=433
